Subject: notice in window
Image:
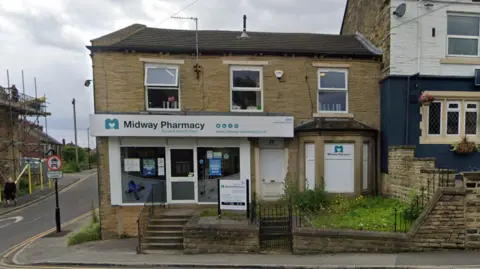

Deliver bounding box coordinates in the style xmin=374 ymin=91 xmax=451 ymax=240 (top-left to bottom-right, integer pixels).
xmin=213 ymin=152 xmax=222 ymax=159
xmin=209 ymin=158 xmax=222 ymax=176
xmin=157 ymin=158 xmax=165 ymax=176
xmin=142 ymin=158 xmax=156 ymax=176
xmin=124 ymin=158 xmax=140 ymax=172
xmin=206 ymin=150 xmax=213 ymax=159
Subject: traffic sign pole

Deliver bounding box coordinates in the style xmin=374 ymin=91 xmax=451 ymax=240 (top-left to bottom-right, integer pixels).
xmin=55 ymin=178 xmax=61 ymax=232
xmin=46 ymin=154 xmax=63 ymax=233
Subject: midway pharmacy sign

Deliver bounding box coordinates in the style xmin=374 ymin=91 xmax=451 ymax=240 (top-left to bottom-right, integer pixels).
xmin=90 ymin=114 xmax=294 ymax=137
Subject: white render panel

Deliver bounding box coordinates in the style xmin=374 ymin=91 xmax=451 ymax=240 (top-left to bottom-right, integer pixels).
xmin=390 ymin=0 xmax=480 ymax=76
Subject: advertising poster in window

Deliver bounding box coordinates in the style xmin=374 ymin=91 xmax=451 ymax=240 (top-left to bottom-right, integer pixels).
xmin=209 ymin=158 xmax=222 ymax=176
xmin=142 ymin=158 xmax=156 ymax=176
xmin=121 ymin=147 xmax=167 ymax=204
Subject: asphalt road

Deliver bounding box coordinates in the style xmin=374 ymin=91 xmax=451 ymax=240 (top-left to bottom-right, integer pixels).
xmin=0 ymin=172 xmax=98 ymax=254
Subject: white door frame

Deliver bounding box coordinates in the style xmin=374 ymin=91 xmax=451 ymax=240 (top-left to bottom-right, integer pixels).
xmin=166 ymin=145 xmax=198 ymax=204
xmin=305 ymin=143 xmax=315 ymax=190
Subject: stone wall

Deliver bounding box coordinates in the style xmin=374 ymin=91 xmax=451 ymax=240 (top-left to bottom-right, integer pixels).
xmin=294 ymin=187 xmax=466 ymax=254
xmin=183 ymin=216 xmax=259 ymax=254
xmin=385 ymin=146 xmax=455 ymax=201
xmin=463 ymin=172 xmax=480 ymax=249
xmin=409 ymin=188 xmax=465 ymax=251
xmin=294 ymin=229 xmax=408 ymax=254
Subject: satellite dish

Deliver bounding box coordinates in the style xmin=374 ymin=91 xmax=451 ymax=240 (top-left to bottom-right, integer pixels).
xmin=393 ymin=3 xmax=406 ymax=17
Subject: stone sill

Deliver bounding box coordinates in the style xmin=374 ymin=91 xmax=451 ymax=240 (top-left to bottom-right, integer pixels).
xmin=294 ymin=228 xmax=408 ymax=241
xmin=389 ymin=145 xmax=416 ymax=150
xmin=440 ymin=57 xmax=480 ymax=65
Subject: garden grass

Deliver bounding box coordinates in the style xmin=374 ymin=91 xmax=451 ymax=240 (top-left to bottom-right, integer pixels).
xmin=311 ymin=196 xmax=411 ymax=232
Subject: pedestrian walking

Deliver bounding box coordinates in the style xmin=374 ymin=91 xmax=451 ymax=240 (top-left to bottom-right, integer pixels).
xmin=3 ymin=177 xmax=17 ymax=205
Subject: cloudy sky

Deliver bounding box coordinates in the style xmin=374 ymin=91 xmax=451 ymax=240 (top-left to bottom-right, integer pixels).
xmin=0 ymin=0 xmax=346 ymax=148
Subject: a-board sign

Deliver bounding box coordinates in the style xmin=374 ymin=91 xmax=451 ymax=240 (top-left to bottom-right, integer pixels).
xmin=47 ymin=171 xmax=63 ymax=179
xmin=219 ymin=179 xmax=247 ymax=211
xmin=46 ymin=155 xmax=62 ymax=171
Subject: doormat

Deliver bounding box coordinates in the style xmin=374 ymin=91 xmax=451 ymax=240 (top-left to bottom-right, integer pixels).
xmin=43 ymin=230 xmax=71 ymax=238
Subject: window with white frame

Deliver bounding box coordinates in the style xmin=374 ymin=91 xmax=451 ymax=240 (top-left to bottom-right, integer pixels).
xmin=446 ymin=101 xmax=460 ymax=135
xmin=465 ymin=102 xmax=478 ymax=135
xmin=428 ymin=101 xmax=442 ymax=135
xmin=144 ymin=63 xmax=180 ymax=110
xmin=230 ymin=66 xmax=263 ymax=112
xmin=447 ymin=14 xmax=480 ymax=57
xmin=317 ymin=69 xmax=348 ymax=113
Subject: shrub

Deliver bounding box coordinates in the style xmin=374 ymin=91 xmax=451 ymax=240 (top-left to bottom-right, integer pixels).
xmin=62 ymin=162 xmax=79 ymax=173
xmin=280 ymin=173 xmax=330 ymax=213
xmin=67 ymin=210 xmax=100 ymax=246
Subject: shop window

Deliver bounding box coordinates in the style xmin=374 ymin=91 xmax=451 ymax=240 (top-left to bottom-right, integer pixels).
xmin=144 ymin=63 xmax=180 ymax=111
xmin=317 ymin=69 xmax=348 ymax=113
xmin=170 ymin=149 xmax=194 ymax=177
xmin=197 ymin=147 xmax=240 ymax=203
xmin=230 ymin=66 xmax=263 ymax=112
xmin=120 ymin=147 xmax=166 ymax=204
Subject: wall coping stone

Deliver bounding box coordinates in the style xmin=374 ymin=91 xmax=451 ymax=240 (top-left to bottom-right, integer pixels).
xmin=408 ymin=187 xmax=465 ymax=237
xmin=294 ymin=228 xmax=408 ymax=241
xmin=414 ymin=157 xmax=436 ymax=162
xmin=389 ymin=146 xmax=416 ymax=150
xmin=184 ymin=214 xmax=258 ymax=232
xmin=420 ymin=168 xmax=457 ymax=174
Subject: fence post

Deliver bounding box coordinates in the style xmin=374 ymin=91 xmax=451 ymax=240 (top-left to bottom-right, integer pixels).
xmin=28 ymin=164 xmax=32 ymax=194
xmin=40 ymin=161 xmax=44 ymax=190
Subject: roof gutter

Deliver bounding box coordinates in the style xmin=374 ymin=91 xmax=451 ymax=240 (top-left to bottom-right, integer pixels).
xmin=85 ymin=45 xmax=379 ymax=59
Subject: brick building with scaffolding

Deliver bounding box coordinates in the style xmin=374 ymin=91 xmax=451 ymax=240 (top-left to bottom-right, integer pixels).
xmin=0 ymin=72 xmax=50 ymax=184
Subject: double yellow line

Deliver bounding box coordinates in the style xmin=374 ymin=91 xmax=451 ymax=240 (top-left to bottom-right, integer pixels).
xmin=2 ymin=209 xmax=97 ymax=262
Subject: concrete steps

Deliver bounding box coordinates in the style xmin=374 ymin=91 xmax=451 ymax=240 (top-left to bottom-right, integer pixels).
xmin=142 ymin=213 xmax=192 ymax=251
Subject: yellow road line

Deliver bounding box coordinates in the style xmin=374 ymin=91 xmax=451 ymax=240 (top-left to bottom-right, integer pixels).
xmin=2 ymin=209 xmax=98 ymax=259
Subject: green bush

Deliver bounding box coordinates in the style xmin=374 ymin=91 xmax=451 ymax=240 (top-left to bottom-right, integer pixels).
xmin=62 ymin=162 xmax=79 ymax=173
xmin=67 ymin=212 xmax=100 ymax=246
xmin=280 ymin=173 xmax=330 ymax=213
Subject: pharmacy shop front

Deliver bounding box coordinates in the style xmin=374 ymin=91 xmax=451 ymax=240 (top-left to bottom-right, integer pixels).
xmin=90 ymin=114 xmax=294 ymax=206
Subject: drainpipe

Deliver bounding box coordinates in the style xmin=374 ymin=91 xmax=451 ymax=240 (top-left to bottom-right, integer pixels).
xmin=404 ymin=73 xmax=420 ymax=145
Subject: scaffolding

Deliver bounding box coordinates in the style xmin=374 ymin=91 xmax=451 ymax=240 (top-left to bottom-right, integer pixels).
xmin=0 ymin=69 xmax=50 ymax=188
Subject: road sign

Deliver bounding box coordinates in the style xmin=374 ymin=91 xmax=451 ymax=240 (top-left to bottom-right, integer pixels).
xmin=47 ymin=171 xmax=63 ymax=179
xmin=46 ymin=155 xmax=62 ymax=171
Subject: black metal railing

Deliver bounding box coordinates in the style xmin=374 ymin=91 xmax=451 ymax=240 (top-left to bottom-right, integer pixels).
xmin=393 ymin=190 xmax=426 ymax=233
xmin=249 ymin=198 xmax=304 ymax=251
xmin=136 ymin=182 xmax=166 ymax=254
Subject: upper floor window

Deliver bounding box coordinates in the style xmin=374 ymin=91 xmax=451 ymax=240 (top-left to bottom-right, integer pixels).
xmin=447 ymin=14 xmax=480 ymax=57
xmin=426 ymin=100 xmax=479 ymax=137
xmin=317 ymin=69 xmax=348 ymax=113
xmin=230 ymin=66 xmax=263 ymax=112
xmin=144 ymin=63 xmax=180 ymax=111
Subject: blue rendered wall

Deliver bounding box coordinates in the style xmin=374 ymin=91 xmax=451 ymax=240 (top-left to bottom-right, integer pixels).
xmin=380 ymin=75 xmax=480 ymax=173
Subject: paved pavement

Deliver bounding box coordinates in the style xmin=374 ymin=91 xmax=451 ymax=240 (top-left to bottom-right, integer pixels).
xmin=11 ymin=213 xmax=480 ymax=269
xmin=0 ymin=170 xmax=97 ymax=255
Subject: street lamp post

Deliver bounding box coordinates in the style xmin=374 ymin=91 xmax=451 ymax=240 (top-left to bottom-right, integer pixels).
xmin=72 ymin=98 xmax=79 ymax=171
xmin=87 ymin=127 xmax=90 ymax=169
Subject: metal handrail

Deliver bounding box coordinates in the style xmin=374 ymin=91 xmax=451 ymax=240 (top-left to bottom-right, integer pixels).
xmin=136 ymin=186 xmax=154 ymax=254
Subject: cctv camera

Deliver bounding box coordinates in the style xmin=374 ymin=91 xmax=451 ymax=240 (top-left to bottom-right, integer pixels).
xmin=84 ymin=79 xmax=92 ymax=87
xmin=274 ymin=70 xmax=284 ymax=80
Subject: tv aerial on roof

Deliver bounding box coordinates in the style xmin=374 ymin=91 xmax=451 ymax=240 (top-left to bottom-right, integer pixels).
xmin=393 ymin=3 xmax=407 ymax=17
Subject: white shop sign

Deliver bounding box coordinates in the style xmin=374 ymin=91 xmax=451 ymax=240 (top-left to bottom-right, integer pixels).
xmin=219 ymin=179 xmax=247 ymax=211
xmin=89 ymin=114 xmax=294 ymax=138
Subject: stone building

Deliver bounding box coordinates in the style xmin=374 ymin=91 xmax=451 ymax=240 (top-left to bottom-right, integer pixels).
xmin=342 ymin=0 xmax=480 ymax=173
xmin=87 ymin=18 xmax=382 ymax=238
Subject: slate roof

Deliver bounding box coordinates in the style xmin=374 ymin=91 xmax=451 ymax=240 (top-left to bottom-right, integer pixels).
xmin=88 ymin=25 xmax=381 ymax=58
xmin=295 ymin=117 xmax=376 ymax=132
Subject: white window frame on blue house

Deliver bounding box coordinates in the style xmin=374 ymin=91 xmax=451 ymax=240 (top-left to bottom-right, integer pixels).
xmin=427 ymin=101 xmax=443 ymax=136
xmin=465 ymin=101 xmax=479 ymax=136
xmin=446 ymin=13 xmax=480 ymax=57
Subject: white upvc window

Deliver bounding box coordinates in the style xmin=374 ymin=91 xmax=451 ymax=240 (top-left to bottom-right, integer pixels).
xmin=317 ymin=69 xmax=348 ymax=113
xmin=427 ymin=101 xmax=443 ymax=136
xmin=144 ymin=63 xmax=180 ymax=111
xmin=446 ymin=101 xmax=461 ymax=136
xmin=465 ymin=101 xmax=478 ymax=136
xmin=447 ymin=14 xmax=480 ymax=57
xmin=230 ymin=66 xmax=263 ymax=112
